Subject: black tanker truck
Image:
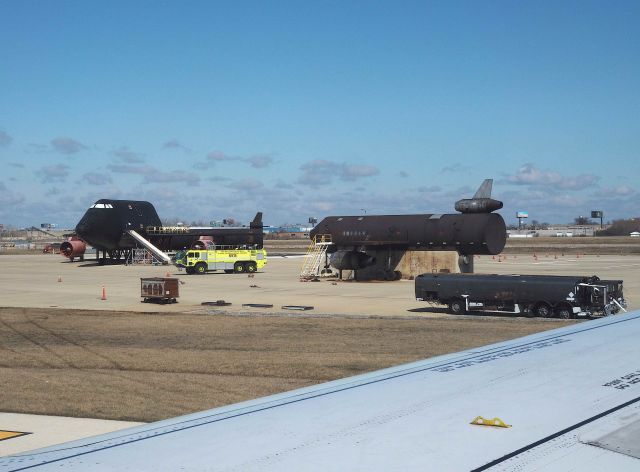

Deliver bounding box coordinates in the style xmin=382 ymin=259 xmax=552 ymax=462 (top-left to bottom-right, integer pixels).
xmin=415 ymin=273 xmax=626 ymax=318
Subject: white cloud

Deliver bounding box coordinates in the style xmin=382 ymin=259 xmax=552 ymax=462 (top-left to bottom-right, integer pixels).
xmin=38 ymin=164 xmax=70 ymax=183
xmin=228 ymin=178 xmax=264 ymax=191
xmin=143 ymin=170 xmax=200 ymax=185
xmin=207 ymin=150 xmax=241 ymax=162
xmin=297 ymin=160 xmax=380 ymax=187
xmin=246 ymin=155 xmax=274 ymax=168
xmin=106 ymin=164 xmax=199 ymax=185
xmin=51 ymin=137 xmax=87 ymax=154
xmin=0 ymin=182 xmax=25 ymax=206
xmin=506 ymin=163 xmax=599 ymax=190
xmin=83 ymin=173 xmax=113 ymax=185
xmin=112 ymin=146 xmax=144 ymax=163
xmin=163 ymin=139 xmax=191 ymax=153
xmin=107 ymin=164 xmax=155 ymax=174
xmin=0 ymin=130 xmax=12 ymax=147
xmin=597 ymin=185 xmax=636 ymax=197
xmin=200 ymin=151 xmax=275 ymax=169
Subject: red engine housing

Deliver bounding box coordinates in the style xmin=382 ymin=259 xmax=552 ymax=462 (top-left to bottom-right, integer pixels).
xmin=60 ymin=237 xmax=86 ymax=261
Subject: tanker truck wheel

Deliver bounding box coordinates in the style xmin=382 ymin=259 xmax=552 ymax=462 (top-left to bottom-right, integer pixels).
xmin=449 ymin=298 xmax=466 ymax=315
xmin=555 ymin=305 xmax=572 ymax=319
xmin=533 ymin=302 xmax=552 ymax=318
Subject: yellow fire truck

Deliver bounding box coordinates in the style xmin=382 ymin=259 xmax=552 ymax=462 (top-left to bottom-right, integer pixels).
xmin=174 ymin=246 xmax=267 ymax=275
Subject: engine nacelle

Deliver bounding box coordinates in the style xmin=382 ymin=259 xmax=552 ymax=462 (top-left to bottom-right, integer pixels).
xmin=454 ymin=198 xmax=503 ymax=214
xmin=329 ymin=251 xmax=377 ymax=270
xmin=60 ymin=239 xmax=86 ymax=261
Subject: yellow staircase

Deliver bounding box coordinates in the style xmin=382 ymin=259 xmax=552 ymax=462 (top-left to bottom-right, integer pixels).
xmin=300 ymin=235 xmax=332 ymax=281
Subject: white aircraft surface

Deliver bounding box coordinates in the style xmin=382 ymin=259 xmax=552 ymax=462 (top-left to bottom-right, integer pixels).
xmin=2 ymin=311 xmax=639 ymax=471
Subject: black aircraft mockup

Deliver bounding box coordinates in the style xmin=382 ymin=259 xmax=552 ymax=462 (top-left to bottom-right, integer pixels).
xmin=309 ymin=179 xmax=506 ymax=277
xmin=73 ymin=199 xmax=263 ymax=263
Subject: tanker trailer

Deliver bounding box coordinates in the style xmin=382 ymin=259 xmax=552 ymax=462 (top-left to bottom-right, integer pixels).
xmin=415 ymin=273 xmax=626 ymax=318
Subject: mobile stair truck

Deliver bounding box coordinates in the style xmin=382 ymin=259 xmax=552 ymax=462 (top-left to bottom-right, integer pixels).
xmin=174 ymin=245 xmax=267 ymax=275
xmin=415 ymin=273 xmax=626 ymax=318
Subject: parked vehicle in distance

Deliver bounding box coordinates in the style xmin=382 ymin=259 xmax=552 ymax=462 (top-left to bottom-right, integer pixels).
xmin=415 ymin=273 xmax=626 ymax=318
xmin=42 ymin=242 xmax=62 ymax=254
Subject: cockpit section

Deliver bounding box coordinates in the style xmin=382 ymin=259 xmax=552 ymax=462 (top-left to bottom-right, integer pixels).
xmin=90 ymin=203 xmax=114 ymax=209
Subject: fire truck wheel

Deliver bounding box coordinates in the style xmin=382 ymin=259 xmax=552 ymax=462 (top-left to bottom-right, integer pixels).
xmin=234 ymin=262 xmax=245 ymax=273
xmin=246 ymin=262 xmax=257 ymax=273
xmin=195 ymin=262 xmax=207 ymax=275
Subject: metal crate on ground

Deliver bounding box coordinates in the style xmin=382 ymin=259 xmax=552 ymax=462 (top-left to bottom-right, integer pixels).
xmin=140 ymin=277 xmax=179 ymax=304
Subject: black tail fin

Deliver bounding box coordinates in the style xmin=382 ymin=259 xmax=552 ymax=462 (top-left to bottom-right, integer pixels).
xmin=250 ymin=212 xmax=263 ymax=229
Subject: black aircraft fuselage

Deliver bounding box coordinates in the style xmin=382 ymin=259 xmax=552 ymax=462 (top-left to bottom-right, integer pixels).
xmin=75 ymin=199 xmax=263 ymax=260
xmin=309 ymin=179 xmax=507 ymax=273
xmin=311 ymin=212 xmax=506 ymax=256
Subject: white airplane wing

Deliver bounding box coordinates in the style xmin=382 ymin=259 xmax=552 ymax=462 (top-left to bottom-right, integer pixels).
xmin=2 ymin=311 xmax=640 ymax=471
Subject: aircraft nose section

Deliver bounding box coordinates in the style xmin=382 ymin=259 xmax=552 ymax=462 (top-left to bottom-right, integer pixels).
xmin=75 ymin=221 xmax=91 ymax=239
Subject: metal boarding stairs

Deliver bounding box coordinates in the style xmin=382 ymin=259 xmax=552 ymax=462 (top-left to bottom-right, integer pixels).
xmin=126 ymin=230 xmax=173 ymax=265
xmin=125 ymin=248 xmax=165 ymax=265
xmin=300 ymin=234 xmax=332 ymax=281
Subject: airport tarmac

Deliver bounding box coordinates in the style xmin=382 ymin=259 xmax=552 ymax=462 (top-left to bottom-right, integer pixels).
xmin=0 ymin=253 xmax=638 ymax=315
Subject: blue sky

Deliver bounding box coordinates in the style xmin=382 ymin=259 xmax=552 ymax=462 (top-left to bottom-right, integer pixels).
xmin=1 ymin=1 xmax=638 ymax=228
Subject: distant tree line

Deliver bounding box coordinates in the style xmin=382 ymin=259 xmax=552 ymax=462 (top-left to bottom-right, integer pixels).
xmin=596 ymin=218 xmax=640 ymax=236
xmin=506 ymin=220 xmax=550 ymax=230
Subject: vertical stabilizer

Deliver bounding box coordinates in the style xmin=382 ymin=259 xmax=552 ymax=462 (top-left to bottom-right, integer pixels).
xmin=250 ymin=212 xmax=263 ymax=229
xmin=473 ymin=179 xmax=493 ymax=199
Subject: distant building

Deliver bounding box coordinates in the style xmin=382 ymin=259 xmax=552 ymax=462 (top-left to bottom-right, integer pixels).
xmin=263 ymin=223 xmax=313 ymax=240
xmin=507 ymin=225 xmax=597 ymax=238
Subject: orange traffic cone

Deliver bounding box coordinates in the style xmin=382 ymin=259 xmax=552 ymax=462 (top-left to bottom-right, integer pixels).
xmin=101 ymin=286 xmax=107 ymax=300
